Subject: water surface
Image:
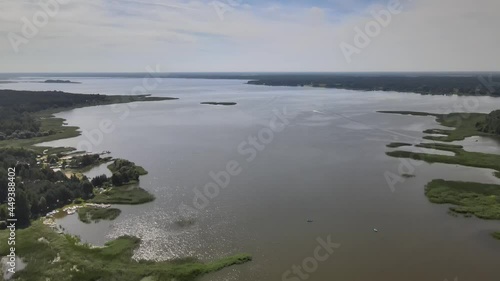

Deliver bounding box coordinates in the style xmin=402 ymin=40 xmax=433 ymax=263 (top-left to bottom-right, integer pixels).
xmin=4 ymin=78 xmax=500 ymax=281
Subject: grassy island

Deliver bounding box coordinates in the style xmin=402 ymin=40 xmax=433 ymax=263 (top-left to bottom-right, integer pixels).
xmin=78 ymin=207 xmax=121 ymax=223
xmin=91 ymin=185 xmax=155 ymax=205
xmin=425 ymin=180 xmax=500 ymax=219
xmin=383 ymin=110 xmax=500 ymax=240
xmin=386 ymin=142 xmax=413 ymax=148
xmin=0 ymin=221 xmax=251 ymax=281
xmin=387 ymin=142 xmax=500 ymax=178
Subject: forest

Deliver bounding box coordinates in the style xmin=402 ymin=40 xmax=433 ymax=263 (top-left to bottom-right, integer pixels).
xmin=0 ymin=89 xmax=175 ymax=140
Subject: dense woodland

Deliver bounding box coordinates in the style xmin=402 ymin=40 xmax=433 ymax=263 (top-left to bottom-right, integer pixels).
xmin=0 ymin=148 xmax=93 ymax=226
xmin=0 ymin=90 xmax=109 ymax=140
xmin=0 ymin=148 xmax=147 ymax=227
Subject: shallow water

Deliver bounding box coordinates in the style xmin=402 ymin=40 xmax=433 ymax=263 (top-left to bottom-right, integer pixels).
xmin=4 ymin=78 xmax=500 ymax=281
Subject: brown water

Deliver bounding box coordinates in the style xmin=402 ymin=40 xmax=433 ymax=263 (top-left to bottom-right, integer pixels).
xmin=7 ymin=78 xmax=500 ymax=281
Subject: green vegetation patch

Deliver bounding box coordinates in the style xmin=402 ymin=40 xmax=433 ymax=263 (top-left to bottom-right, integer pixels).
xmin=379 ymin=111 xmax=491 ymax=142
xmin=415 ymin=143 xmax=463 ymax=150
xmin=0 ymin=221 xmax=251 ymax=281
xmin=67 ymin=154 xmax=112 ymax=170
xmin=387 ymin=142 xmax=500 ymax=178
xmin=108 ymin=159 xmax=148 ymax=186
xmin=386 ymin=142 xmax=412 ymax=148
xmin=425 ymin=179 xmax=500 ymax=220
xmin=77 ymin=207 xmax=121 ymax=224
xmin=91 ymin=185 xmax=155 ymax=205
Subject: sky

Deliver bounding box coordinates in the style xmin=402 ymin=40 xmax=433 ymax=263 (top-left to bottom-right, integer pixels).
xmin=0 ymin=0 xmax=499 ymax=72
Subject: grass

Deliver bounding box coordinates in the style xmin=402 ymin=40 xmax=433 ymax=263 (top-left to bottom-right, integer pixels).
xmin=91 ymin=185 xmax=155 ymax=205
xmin=0 ymin=221 xmax=251 ymax=281
xmin=386 ymin=142 xmax=412 ymax=148
xmin=415 ymin=143 xmax=463 ymax=150
xmin=379 ymin=111 xmax=490 ymax=142
xmin=0 ymin=115 xmax=80 ymax=153
xmin=425 ymin=179 xmax=500 ymax=220
xmin=77 ymin=207 xmax=121 ymax=224
xmin=387 ymin=142 xmax=500 ymax=178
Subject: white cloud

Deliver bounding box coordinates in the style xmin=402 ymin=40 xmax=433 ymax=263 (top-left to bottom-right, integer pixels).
xmin=0 ymin=0 xmax=498 ymax=72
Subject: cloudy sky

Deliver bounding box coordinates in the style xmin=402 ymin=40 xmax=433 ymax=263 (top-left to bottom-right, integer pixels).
xmin=0 ymin=0 xmax=499 ymax=72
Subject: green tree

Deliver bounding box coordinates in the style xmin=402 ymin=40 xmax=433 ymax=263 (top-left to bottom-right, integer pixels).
xmin=30 ymin=195 xmax=40 ymax=217
xmin=39 ymin=197 xmax=48 ymax=214
xmin=0 ymin=205 xmax=7 ymax=220
xmin=82 ymin=181 xmax=94 ymax=199
xmin=15 ymin=190 xmax=31 ymax=226
xmin=111 ymin=172 xmax=123 ymax=186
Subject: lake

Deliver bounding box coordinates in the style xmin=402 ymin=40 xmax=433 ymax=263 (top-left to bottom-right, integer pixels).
xmin=3 ymin=77 xmax=500 ymax=281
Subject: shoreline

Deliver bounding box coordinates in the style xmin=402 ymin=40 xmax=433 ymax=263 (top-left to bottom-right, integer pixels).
xmin=0 ymin=90 xmax=252 ymax=281
xmin=0 ymin=90 xmax=178 ymax=152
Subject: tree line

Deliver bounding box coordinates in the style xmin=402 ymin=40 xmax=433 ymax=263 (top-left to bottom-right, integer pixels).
xmin=0 ymin=148 xmax=93 ymax=226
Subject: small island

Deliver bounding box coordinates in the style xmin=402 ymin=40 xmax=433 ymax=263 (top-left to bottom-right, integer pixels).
xmin=201 ymin=102 xmax=237 ymax=106
xmin=386 ymin=142 xmax=412 ymax=148
xmin=43 ymin=79 xmax=81 ymax=84
xmin=78 ymin=207 xmax=121 ymax=224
